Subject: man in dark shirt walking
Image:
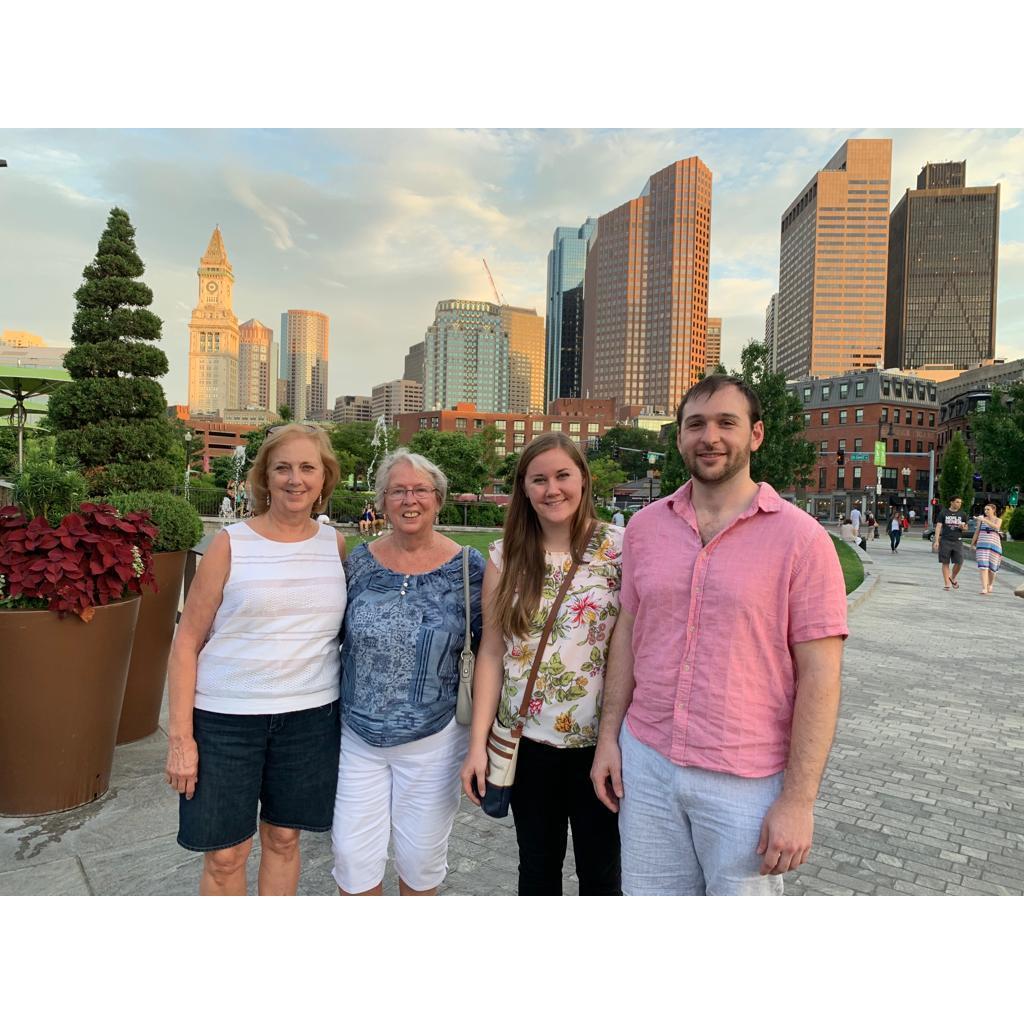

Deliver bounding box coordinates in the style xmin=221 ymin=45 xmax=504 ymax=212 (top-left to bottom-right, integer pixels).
xmin=934 ymin=497 xmax=968 ymax=591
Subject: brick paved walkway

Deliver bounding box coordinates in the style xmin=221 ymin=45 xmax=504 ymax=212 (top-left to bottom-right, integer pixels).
xmin=1 ymin=528 xmax=1020 ymax=895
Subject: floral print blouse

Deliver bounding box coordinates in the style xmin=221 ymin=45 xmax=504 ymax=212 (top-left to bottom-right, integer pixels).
xmin=489 ymin=522 xmax=624 ymax=749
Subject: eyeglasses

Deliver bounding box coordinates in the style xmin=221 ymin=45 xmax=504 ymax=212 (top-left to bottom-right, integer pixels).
xmin=384 ymin=487 xmax=437 ymax=501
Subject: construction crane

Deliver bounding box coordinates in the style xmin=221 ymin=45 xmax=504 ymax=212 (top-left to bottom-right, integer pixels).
xmin=482 ymin=258 xmax=505 ymax=307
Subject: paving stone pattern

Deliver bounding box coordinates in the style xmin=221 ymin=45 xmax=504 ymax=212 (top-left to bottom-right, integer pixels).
xmin=1 ymin=529 xmax=1019 ymax=896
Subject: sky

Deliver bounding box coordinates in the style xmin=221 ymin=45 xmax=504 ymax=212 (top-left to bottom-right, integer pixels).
xmin=2 ymin=127 xmax=1022 ymax=409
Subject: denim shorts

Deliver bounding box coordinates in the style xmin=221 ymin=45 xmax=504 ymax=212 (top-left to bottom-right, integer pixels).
xmin=177 ymin=700 xmax=341 ymax=853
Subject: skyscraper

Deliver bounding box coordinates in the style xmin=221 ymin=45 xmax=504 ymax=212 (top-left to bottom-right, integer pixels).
xmin=705 ymin=317 xmax=722 ymax=373
xmin=885 ymin=161 xmax=999 ymax=370
xmin=188 ymin=227 xmax=240 ymax=415
xmin=423 ymin=300 xmax=509 ymax=412
xmin=371 ymin=379 xmax=425 ymax=425
xmin=280 ymin=309 xmax=329 ymax=420
xmin=581 ymin=157 xmax=712 ymax=414
xmin=776 ymin=138 xmax=892 ymax=380
xmin=764 ymin=293 xmax=780 ymax=371
xmin=545 ymin=219 xmax=596 ymax=405
xmin=238 ymin=318 xmax=276 ymax=413
xmin=404 ymin=341 xmax=425 ymax=386
xmin=503 ymin=305 xmax=545 ymax=413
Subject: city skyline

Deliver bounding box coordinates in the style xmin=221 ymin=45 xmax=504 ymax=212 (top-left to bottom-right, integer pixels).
xmin=2 ymin=128 xmax=1023 ymax=409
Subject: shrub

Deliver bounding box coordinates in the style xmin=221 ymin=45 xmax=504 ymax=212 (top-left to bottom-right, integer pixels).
xmin=329 ymin=490 xmax=372 ymax=523
xmin=1007 ymin=505 xmax=1024 ymax=541
xmin=439 ymin=501 xmax=507 ymax=527
xmin=104 ymin=490 xmax=203 ymax=552
xmin=0 ymin=502 xmax=157 ymax=620
xmin=14 ymin=463 xmax=88 ymax=526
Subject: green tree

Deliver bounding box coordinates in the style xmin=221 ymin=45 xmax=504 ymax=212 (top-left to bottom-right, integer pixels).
xmin=588 ymin=456 xmax=627 ymax=505
xmin=475 ymin=424 xmax=504 ymax=486
xmin=0 ymin=426 xmax=17 ymax=478
xmin=209 ymin=455 xmax=237 ymax=489
xmin=736 ymin=341 xmax=816 ymax=491
xmin=938 ymin=430 xmax=974 ymax=511
xmin=659 ymin=423 xmax=690 ymax=493
xmin=277 ymin=404 xmax=294 ymax=422
xmin=498 ymin=452 xmax=520 ymax=493
xmin=595 ymin=425 xmax=664 ymax=479
xmin=329 ymin=421 xmax=395 ymax=489
xmin=408 ymin=430 xmax=488 ymax=494
xmin=970 ymin=383 xmax=1024 ymax=492
xmin=47 ymin=207 xmax=178 ymax=494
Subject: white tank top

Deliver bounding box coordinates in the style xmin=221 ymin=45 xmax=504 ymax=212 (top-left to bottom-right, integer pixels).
xmin=195 ymin=521 xmax=347 ymax=714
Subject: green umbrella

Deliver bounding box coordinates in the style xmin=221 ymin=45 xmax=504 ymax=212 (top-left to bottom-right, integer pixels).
xmin=0 ymin=365 xmax=71 ymax=472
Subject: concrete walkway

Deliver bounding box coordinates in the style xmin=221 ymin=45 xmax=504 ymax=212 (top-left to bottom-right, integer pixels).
xmin=2 ymin=529 xmax=1020 ymax=895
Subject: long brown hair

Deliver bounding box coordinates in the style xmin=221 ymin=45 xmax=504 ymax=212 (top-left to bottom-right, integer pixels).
xmin=492 ymin=433 xmax=595 ymax=640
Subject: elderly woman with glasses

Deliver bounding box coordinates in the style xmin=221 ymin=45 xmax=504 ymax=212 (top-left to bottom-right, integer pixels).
xmin=331 ymin=448 xmax=484 ymax=895
xmin=166 ymin=423 xmax=346 ymax=895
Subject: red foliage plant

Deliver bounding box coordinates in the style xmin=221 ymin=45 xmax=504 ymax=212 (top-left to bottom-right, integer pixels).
xmin=0 ymin=502 xmax=157 ymax=622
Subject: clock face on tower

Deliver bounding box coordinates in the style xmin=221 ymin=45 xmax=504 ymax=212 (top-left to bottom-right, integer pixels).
xmin=206 ymin=281 xmax=218 ymax=294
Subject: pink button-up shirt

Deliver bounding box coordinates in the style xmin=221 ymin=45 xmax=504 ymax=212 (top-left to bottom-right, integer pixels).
xmin=621 ymin=481 xmax=847 ymax=778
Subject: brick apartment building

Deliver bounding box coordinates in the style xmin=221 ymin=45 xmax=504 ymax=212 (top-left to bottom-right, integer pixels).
xmin=786 ymin=369 xmax=938 ymax=521
xmin=395 ymin=399 xmax=617 ymax=460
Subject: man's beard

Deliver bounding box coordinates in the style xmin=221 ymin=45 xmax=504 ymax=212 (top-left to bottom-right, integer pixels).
xmin=683 ymin=442 xmax=751 ymax=485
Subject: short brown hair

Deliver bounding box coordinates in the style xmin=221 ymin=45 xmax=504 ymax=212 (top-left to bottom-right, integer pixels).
xmin=247 ymin=424 xmax=339 ymax=514
xmin=676 ymin=374 xmax=762 ymax=429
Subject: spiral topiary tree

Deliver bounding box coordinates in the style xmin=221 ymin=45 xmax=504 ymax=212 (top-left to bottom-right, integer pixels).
xmin=48 ymin=207 xmax=178 ymax=494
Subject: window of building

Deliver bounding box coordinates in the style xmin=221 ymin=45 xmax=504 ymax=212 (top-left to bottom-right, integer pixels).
xmin=569 ymin=423 xmax=581 ymax=433
xmin=855 ymin=380 xmax=865 ymax=397
xmin=839 ymin=383 xmax=849 ymax=399
xmin=854 ymin=438 xmax=863 ymax=451
xmin=495 ymin=420 xmax=506 ymax=429
xmin=532 ymin=420 xmax=544 ymax=431
xmin=455 ymin=418 xmax=467 ymax=430
xmin=929 ymin=413 xmax=935 ymax=427
xmin=803 ymin=387 xmax=813 ymax=402
xmin=894 ymin=381 xmax=902 ymax=397
xmin=880 ymin=407 xmax=888 ymax=422
xmin=419 ymin=417 xmax=428 ymax=428
xmin=820 ymin=440 xmax=828 ymax=453
xmin=821 ymin=411 xmax=830 ymax=425
xmin=892 ymin=437 xmax=900 ymax=452
xmin=818 ymin=467 xmax=827 ymax=489
xmin=803 ymin=413 xmax=811 ymax=426
xmin=495 ymin=445 xmax=506 ymax=457
xmin=821 ymin=385 xmax=831 ymax=400
xmin=588 ymin=423 xmax=600 ymax=433
xmin=917 ymin=411 xmax=923 ymax=426
xmin=514 ymin=432 xmax=525 ymax=444
xmin=916 ymin=441 xmax=923 ymax=453
xmin=550 ymin=422 xmax=562 ymax=432
xmin=839 ymin=410 xmax=848 ymax=424
xmin=893 ymin=409 xmax=900 ymax=424
xmin=882 ymin=379 xmax=891 ymax=396
xmin=513 ymin=420 xmax=525 ymax=431
xmin=853 ymin=467 xmax=862 ymax=487
xmin=855 ymin=408 xmax=864 ymax=423
xmin=838 ymin=438 xmax=847 ymax=450
xmin=905 ymin=439 xmax=912 ymax=452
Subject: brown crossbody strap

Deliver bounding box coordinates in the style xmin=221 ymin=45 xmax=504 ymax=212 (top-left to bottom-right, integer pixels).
xmin=512 ymin=521 xmax=596 ymax=738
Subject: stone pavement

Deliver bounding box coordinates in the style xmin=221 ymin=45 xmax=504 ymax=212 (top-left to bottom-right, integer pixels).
xmin=1 ymin=528 xmax=1020 ymax=895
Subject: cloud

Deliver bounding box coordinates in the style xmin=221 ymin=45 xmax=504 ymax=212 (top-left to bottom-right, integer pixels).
xmin=225 ymin=170 xmax=298 ymax=252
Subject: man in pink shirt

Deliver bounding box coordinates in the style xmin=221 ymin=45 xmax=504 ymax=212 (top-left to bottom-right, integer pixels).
xmin=591 ymin=375 xmax=847 ymax=895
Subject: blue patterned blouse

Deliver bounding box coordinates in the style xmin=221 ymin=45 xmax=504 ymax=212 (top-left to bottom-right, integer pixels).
xmin=340 ymin=543 xmax=485 ymax=747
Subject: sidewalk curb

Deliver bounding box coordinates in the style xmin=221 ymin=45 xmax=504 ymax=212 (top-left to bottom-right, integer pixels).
xmin=847 ymin=569 xmax=881 ymax=613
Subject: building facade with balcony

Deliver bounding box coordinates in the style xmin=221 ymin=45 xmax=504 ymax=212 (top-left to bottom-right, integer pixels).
xmin=785 ymin=368 xmax=939 ymax=521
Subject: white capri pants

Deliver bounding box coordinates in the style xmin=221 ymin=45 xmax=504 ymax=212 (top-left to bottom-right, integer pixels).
xmin=331 ymin=717 xmax=468 ymax=893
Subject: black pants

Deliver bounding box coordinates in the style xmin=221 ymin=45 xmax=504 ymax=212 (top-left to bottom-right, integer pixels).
xmin=510 ymin=738 xmax=621 ymax=896
xmin=890 ymin=529 xmax=901 ymax=551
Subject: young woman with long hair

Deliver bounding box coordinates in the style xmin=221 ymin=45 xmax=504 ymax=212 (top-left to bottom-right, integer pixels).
xmin=460 ymin=433 xmax=624 ymax=895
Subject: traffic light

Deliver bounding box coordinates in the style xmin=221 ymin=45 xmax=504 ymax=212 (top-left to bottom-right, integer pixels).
xmin=836 ymin=450 xmax=845 ymax=467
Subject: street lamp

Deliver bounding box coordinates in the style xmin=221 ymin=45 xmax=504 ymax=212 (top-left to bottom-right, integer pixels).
xmin=184 ymin=431 xmax=193 ymax=502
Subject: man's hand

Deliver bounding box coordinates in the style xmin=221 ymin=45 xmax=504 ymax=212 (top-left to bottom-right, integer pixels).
xmin=590 ymin=739 xmax=624 ymax=813
xmin=756 ymin=795 xmax=814 ymax=875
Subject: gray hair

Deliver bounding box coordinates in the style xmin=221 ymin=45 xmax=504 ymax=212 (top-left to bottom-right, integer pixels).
xmin=374 ymin=448 xmax=448 ymax=509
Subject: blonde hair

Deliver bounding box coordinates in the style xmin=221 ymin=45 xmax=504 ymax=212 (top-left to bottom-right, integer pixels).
xmin=491 ymin=433 xmax=594 ymax=640
xmin=247 ymin=424 xmax=339 ymax=514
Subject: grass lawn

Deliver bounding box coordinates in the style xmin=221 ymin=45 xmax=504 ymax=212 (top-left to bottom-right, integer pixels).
xmin=830 ymin=534 xmax=865 ymax=595
xmin=1003 ymin=539 xmax=1024 ymax=565
xmin=345 ymin=531 xmax=501 ymax=558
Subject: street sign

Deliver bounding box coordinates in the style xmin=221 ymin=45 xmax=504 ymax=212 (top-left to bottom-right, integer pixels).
xmin=1011 ymin=488 xmax=1020 ymax=508
xmin=849 ymin=452 xmax=870 ymax=462
xmin=873 ymin=441 xmax=887 ymax=467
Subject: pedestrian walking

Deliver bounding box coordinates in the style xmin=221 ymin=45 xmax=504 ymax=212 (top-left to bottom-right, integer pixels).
xmin=590 ymin=374 xmax=846 ymax=895
xmin=970 ymin=503 xmax=1005 ymax=595
xmin=850 ymin=505 xmax=862 ymax=540
xmin=934 ymin=497 xmax=968 ymax=590
xmin=461 ymin=433 xmax=624 ymax=896
xmin=888 ymin=510 xmax=902 ymax=553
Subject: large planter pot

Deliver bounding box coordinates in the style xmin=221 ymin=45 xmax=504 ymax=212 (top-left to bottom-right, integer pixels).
xmin=0 ymin=596 xmax=141 ymax=816
xmin=117 ymin=550 xmax=187 ymax=745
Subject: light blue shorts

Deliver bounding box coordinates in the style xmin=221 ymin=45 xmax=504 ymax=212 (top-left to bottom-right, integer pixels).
xmin=619 ymin=720 xmax=784 ymax=896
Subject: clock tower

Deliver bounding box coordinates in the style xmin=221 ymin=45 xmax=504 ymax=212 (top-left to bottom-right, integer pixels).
xmin=187 ymin=227 xmax=240 ymax=415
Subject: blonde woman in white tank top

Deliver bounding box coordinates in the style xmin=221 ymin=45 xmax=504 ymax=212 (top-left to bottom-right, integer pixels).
xmin=166 ymin=424 xmax=347 ymax=895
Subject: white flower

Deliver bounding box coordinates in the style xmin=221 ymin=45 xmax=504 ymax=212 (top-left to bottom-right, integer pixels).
xmin=131 ymin=546 xmax=144 ymax=577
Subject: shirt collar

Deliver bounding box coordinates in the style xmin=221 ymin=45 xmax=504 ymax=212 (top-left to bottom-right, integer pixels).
xmin=666 ymin=479 xmax=785 ymax=523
